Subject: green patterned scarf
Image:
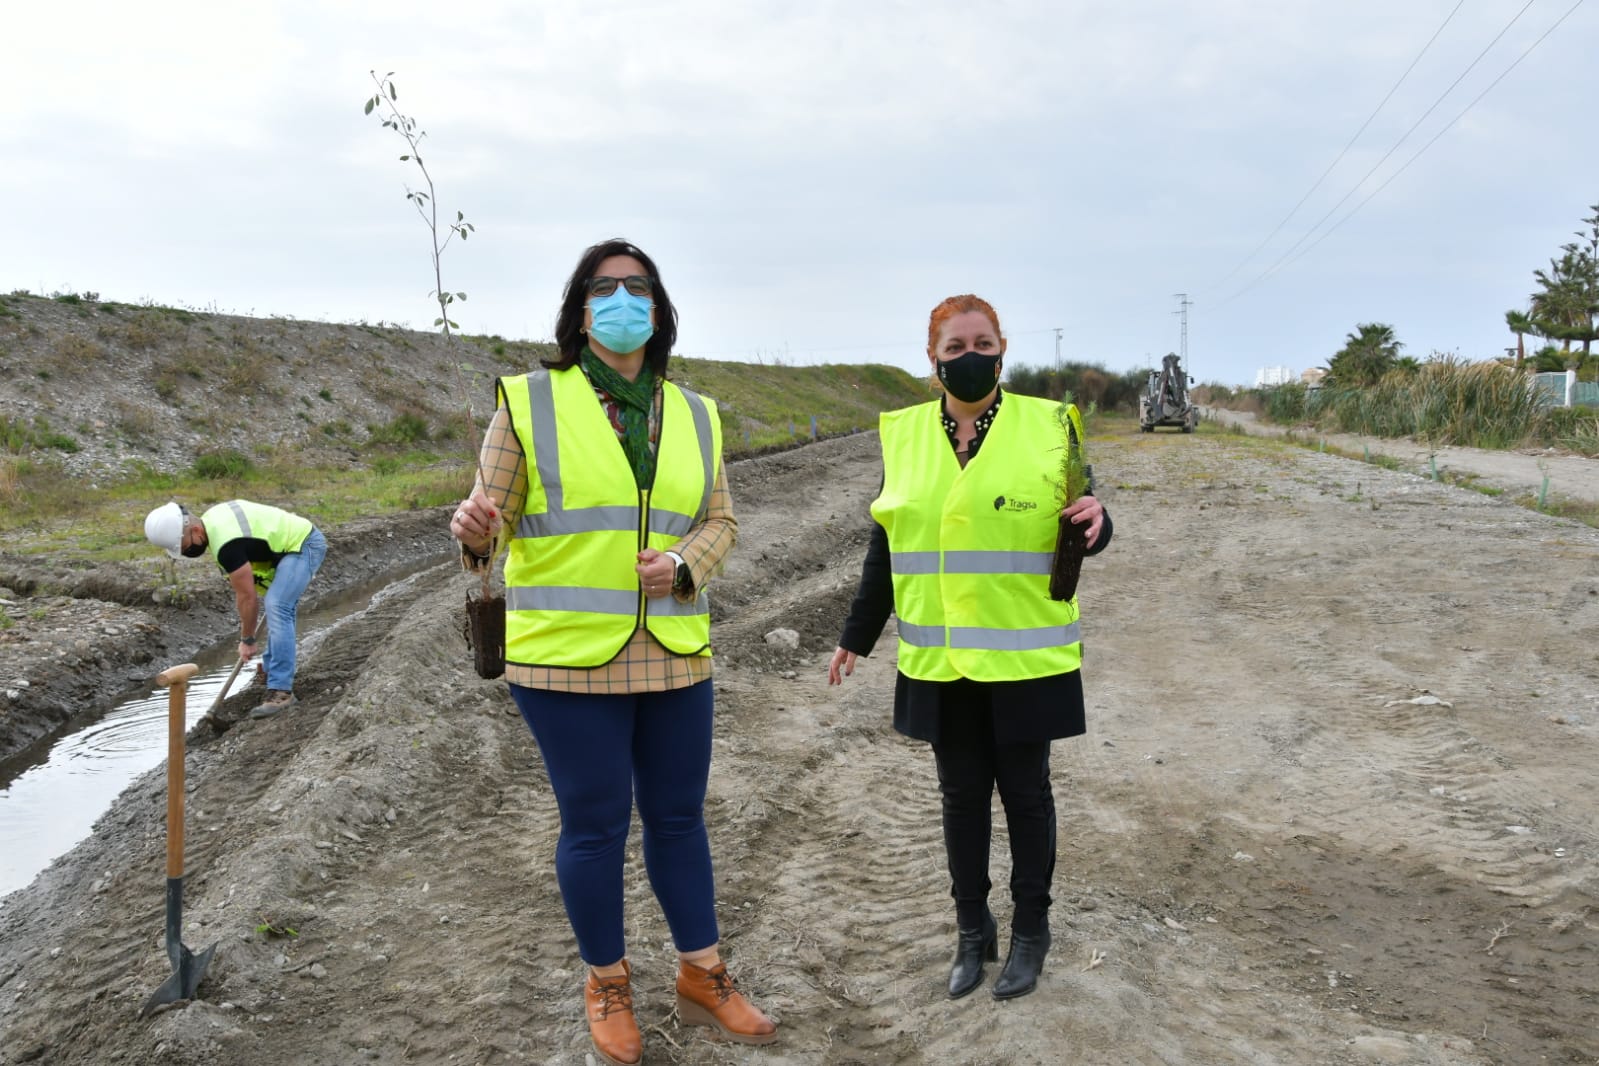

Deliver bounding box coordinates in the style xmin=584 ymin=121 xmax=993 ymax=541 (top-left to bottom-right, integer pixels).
xmin=580 ymin=346 xmax=657 ymax=489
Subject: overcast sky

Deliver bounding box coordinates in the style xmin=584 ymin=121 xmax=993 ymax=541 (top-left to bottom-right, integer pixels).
xmin=4 ymin=0 xmax=1595 ymax=386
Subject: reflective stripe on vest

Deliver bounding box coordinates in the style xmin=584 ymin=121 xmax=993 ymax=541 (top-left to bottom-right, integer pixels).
xmin=871 ymin=395 xmax=1084 ymax=682
xmin=498 ymin=367 xmax=720 ymax=668
xmin=199 ymin=499 xmax=313 ymax=591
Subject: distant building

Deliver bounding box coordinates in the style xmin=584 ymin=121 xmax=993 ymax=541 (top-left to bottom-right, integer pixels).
xmin=1301 ymin=368 xmax=1327 ymax=389
xmin=1255 ymin=366 xmax=1293 ymax=387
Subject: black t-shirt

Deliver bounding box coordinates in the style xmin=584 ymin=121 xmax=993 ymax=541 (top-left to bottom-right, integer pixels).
xmin=215 ymin=537 xmax=285 ymax=581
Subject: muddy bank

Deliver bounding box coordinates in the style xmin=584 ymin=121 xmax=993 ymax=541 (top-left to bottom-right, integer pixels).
xmin=0 ymin=507 xmax=457 ymax=762
xmin=1 ymin=429 xmax=1596 ymax=1066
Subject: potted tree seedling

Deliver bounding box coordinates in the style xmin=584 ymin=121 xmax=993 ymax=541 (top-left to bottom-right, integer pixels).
xmin=364 ymin=72 xmax=503 ymax=678
xmin=1048 ymin=398 xmax=1092 ymax=602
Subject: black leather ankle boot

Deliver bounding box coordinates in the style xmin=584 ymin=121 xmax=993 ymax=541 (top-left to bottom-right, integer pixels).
xmin=992 ymin=924 xmax=1052 ymax=1000
xmin=947 ymin=908 xmax=998 ymax=999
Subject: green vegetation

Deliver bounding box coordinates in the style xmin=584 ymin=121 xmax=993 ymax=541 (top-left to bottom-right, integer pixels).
xmin=1006 ymin=361 xmax=1149 ymax=413
xmin=193 ymin=449 xmax=254 ymax=480
xmin=2 ymin=414 xmax=78 ymax=453
xmin=368 ymin=411 xmax=431 ymax=445
xmin=1518 ymin=201 xmax=1599 ymax=361
xmin=667 ymin=356 xmax=928 ymax=451
xmin=1232 ymin=357 xmax=1591 ymax=454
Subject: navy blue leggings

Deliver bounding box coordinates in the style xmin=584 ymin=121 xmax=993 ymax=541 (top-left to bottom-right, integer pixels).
xmin=510 ymin=680 xmax=719 ymax=966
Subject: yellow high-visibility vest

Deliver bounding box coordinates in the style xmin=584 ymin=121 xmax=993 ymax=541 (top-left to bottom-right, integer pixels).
xmin=498 ymin=366 xmax=721 ymax=668
xmin=871 ymin=395 xmax=1084 ymax=682
xmin=199 ymin=499 xmax=313 ymax=591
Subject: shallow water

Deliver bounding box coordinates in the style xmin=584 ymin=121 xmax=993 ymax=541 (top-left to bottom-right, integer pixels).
xmin=0 ymin=559 xmax=446 ymax=899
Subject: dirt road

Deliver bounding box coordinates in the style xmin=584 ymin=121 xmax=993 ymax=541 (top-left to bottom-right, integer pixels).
xmin=1 ymin=427 xmax=1595 ymax=1065
xmin=1203 ymin=406 xmax=1599 ymax=506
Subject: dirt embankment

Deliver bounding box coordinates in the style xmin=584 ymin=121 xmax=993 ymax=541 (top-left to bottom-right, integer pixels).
xmin=1 ymin=429 xmax=1596 ymax=1066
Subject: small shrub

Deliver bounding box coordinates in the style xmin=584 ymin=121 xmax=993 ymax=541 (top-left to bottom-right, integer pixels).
xmin=193 ymin=449 xmax=253 ymax=479
xmin=52 ymin=333 xmax=107 ymax=368
xmin=110 ymin=310 xmax=178 ymax=350
xmin=320 ymin=419 xmax=353 ymax=439
xmin=368 ymin=411 xmax=430 ymax=445
xmin=318 ymin=387 xmax=333 ymax=401
xmin=221 ymin=353 xmax=270 ymax=395
xmin=114 ymin=399 xmax=160 ymax=445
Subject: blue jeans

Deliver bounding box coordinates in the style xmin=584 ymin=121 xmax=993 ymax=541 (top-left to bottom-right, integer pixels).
xmin=510 ymin=680 xmax=719 ymax=966
xmin=262 ymin=527 xmax=326 ymax=692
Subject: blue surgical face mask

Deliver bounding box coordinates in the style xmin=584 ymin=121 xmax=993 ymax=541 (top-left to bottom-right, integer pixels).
xmin=588 ymin=290 xmax=655 ymax=355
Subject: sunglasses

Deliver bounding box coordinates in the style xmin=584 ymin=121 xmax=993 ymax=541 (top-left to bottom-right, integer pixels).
xmin=587 ymin=274 xmax=653 ymax=298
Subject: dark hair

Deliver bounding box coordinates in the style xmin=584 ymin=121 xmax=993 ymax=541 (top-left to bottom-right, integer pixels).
xmin=546 ymin=238 xmax=678 ymax=375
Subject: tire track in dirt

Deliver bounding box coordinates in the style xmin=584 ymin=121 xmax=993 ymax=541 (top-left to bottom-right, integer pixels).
xmin=1092 ymin=431 xmax=1599 ymax=1064
xmin=9 ymin=426 xmax=1599 ymax=1065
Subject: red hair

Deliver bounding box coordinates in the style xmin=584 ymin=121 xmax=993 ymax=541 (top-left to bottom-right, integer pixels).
xmin=927 ymin=294 xmax=1004 ymax=356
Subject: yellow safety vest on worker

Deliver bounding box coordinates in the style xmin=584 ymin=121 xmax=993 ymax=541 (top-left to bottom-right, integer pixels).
xmin=199 ymin=500 xmax=314 ymax=591
xmin=498 ymin=366 xmax=721 ymax=669
xmin=872 ymin=395 xmax=1084 ymax=682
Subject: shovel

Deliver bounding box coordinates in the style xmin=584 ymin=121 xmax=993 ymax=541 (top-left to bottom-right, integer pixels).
xmin=142 ymin=662 xmax=218 ymax=1017
xmin=199 ymin=619 xmax=264 ymax=732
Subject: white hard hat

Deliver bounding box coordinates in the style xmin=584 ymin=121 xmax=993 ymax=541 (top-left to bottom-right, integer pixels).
xmin=145 ymin=502 xmax=186 ymax=559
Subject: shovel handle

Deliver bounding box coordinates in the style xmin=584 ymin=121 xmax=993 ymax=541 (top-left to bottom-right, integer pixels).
xmin=156 ymin=664 xmax=199 ymax=878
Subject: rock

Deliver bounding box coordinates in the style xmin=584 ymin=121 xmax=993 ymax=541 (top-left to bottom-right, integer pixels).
xmin=763 ymin=628 xmax=800 ymax=649
xmin=308 ymin=963 xmax=327 ymax=980
xmin=1350 ymin=1035 xmax=1415 ymax=1061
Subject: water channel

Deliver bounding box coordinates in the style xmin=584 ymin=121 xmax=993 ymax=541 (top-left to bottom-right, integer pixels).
xmin=0 ymin=558 xmax=449 ymax=900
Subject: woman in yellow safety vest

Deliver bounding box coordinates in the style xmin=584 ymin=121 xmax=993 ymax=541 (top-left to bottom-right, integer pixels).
xmin=828 ymin=294 xmax=1113 ymax=1001
xmin=450 ymin=239 xmax=775 ymax=1066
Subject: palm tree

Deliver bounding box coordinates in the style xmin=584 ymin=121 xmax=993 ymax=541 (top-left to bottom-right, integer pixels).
xmin=1326 ymin=322 xmax=1401 ymax=387
xmin=1505 ymin=310 xmax=1534 ymax=368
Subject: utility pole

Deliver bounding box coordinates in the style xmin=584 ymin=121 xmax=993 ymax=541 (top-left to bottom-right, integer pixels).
xmin=1053 ymin=327 xmax=1063 ymax=370
xmin=1172 ymin=293 xmax=1193 ymax=376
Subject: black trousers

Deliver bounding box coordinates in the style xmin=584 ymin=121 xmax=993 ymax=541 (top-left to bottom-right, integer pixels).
xmin=930 ymin=682 xmax=1057 ymax=935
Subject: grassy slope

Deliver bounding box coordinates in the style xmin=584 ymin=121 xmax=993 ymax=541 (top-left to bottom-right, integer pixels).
xmin=1 ymin=337 xmax=930 ymax=561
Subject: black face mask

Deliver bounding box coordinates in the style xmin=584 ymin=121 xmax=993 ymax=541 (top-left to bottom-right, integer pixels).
xmin=181 ymin=540 xmax=206 ymax=558
xmin=938 ymin=350 xmax=1002 ymax=403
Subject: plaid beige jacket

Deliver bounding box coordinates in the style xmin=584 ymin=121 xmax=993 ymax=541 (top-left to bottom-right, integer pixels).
xmin=462 ymin=381 xmax=737 ymax=693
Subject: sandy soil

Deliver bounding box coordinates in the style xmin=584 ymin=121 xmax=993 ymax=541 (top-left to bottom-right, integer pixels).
xmin=1 ymin=427 xmax=1596 ymax=1066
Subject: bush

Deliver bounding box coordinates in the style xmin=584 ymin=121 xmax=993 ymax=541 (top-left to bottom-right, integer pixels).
xmin=193 ymin=449 xmax=254 ymax=479
xmin=368 ymin=411 xmax=430 ymax=445
xmin=1006 ymin=362 xmax=1148 ymax=413
xmin=1263 ymin=383 xmax=1309 ymax=424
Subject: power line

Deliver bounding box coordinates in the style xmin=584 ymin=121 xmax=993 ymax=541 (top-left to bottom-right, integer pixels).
xmin=1272 ymin=0 xmax=1588 ymax=278
xmin=1201 ymin=0 xmax=1466 ymax=296
xmin=1213 ymin=0 xmax=1543 ymax=309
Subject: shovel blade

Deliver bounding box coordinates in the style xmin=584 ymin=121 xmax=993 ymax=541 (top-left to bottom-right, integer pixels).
xmin=141 ymin=941 xmax=217 ymax=1018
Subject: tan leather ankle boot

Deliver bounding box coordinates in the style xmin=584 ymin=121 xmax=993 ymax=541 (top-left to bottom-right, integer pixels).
xmin=675 ymin=960 xmax=777 ymax=1045
xmin=585 ymin=961 xmax=642 ymax=1066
